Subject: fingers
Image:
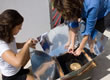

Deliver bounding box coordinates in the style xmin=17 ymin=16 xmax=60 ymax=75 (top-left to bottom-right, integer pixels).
xmin=73 ymin=52 xmax=79 ymax=56
xmin=67 ymin=45 xmax=75 ymax=54
xmin=67 ymin=48 xmax=82 ymax=56
xmin=67 ymin=48 xmax=75 ymax=55
xmin=74 ymin=49 xmax=82 ymax=56
xmin=68 ymin=48 xmax=74 ymax=54
xmin=31 ymin=39 xmax=38 ymax=44
xmin=26 ymin=38 xmax=38 ymax=47
xmin=65 ymin=43 xmax=82 ymax=56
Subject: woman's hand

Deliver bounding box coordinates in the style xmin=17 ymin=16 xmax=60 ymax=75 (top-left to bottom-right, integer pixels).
xmin=74 ymin=48 xmax=82 ymax=56
xmin=74 ymin=35 xmax=89 ymax=56
xmin=31 ymin=39 xmax=38 ymax=49
xmin=68 ymin=44 xmax=75 ymax=54
xmin=25 ymin=38 xmax=38 ymax=48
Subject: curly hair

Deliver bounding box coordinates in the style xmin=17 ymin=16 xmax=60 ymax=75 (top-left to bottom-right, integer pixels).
xmin=53 ymin=0 xmax=84 ymax=21
xmin=0 ymin=9 xmax=24 ymax=43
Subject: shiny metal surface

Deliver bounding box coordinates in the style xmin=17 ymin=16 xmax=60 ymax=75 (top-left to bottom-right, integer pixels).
xmin=30 ymin=49 xmax=56 ymax=80
xmin=31 ymin=23 xmax=109 ymax=80
xmin=37 ymin=23 xmax=109 ymax=57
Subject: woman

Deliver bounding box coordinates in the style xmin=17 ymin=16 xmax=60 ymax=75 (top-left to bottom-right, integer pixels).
xmin=0 ymin=9 xmax=37 ymax=80
xmin=53 ymin=0 xmax=110 ymax=56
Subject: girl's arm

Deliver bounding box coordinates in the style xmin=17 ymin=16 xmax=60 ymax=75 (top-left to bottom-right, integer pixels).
xmin=74 ymin=2 xmax=100 ymax=56
xmin=74 ymin=35 xmax=89 ymax=56
xmin=68 ymin=28 xmax=78 ymax=53
xmin=1 ymin=39 xmax=36 ymax=68
xmin=79 ymin=35 xmax=89 ymax=50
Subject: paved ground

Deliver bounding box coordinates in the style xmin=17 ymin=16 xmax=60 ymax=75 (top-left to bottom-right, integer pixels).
xmin=91 ymin=39 xmax=110 ymax=80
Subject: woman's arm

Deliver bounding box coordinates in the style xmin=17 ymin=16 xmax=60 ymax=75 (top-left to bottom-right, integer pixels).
xmin=74 ymin=2 xmax=100 ymax=56
xmin=79 ymin=35 xmax=89 ymax=50
xmin=1 ymin=39 xmax=36 ymax=68
xmin=74 ymin=35 xmax=89 ymax=56
xmin=68 ymin=28 xmax=78 ymax=53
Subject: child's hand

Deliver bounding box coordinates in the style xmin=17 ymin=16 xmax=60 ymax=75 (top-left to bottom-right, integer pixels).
xmin=74 ymin=48 xmax=82 ymax=56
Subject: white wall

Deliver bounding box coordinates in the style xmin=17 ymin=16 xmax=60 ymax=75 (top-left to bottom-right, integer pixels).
xmin=0 ymin=1 xmax=50 ymax=78
xmin=0 ymin=0 xmax=50 ymax=42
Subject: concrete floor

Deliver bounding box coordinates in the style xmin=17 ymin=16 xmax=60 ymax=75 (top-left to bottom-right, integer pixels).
xmin=91 ymin=39 xmax=110 ymax=80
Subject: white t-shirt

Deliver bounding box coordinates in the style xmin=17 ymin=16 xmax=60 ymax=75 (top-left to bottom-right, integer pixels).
xmin=0 ymin=39 xmax=21 ymax=76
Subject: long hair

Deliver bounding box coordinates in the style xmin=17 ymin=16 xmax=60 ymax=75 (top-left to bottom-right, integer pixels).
xmin=0 ymin=9 xmax=24 ymax=43
xmin=53 ymin=0 xmax=84 ymax=21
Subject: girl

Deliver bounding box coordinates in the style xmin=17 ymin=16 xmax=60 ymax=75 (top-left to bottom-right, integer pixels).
xmin=0 ymin=9 xmax=37 ymax=80
xmin=53 ymin=0 xmax=110 ymax=56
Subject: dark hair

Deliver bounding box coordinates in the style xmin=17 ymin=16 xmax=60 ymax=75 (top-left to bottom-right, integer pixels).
xmin=53 ymin=0 xmax=83 ymax=21
xmin=0 ymin=9 xmax=24 ymax=43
